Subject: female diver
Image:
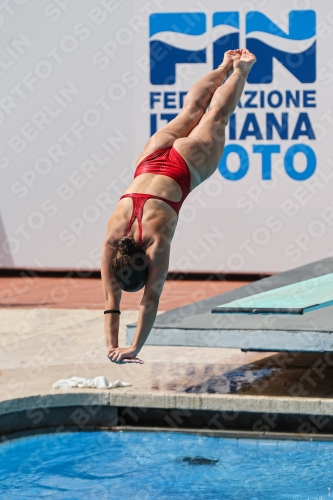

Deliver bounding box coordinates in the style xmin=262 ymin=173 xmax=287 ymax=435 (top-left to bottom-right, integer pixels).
xmin=101 ymin=49 xmax=256 ymax=364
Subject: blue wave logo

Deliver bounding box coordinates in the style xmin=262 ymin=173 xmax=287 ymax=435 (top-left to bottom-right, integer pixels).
xmin=149 ymin=13 xmax=206 ymax=85
xmin=212 ymin=12 xmax=239 ymax=70
xmin=246 ymin=10 xmax=316 ymax=83
xmin=149 ymin=10 xmax=316 ymax=85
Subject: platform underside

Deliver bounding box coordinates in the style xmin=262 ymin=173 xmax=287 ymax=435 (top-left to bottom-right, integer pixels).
xmin=126 ymin=258 xmax=333 ymax=352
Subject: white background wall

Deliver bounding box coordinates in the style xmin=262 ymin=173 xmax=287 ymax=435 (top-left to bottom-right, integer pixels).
xmin=1 ymin=0 xmax=333 ymax=274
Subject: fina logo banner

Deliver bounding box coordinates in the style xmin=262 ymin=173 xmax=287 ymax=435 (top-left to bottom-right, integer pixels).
xmin=148 ymin=10 xmax=317 ymax=183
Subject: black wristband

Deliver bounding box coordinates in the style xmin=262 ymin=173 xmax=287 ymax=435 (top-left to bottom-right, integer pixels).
xmin=104 ymin=309 xmax=121 ymax=315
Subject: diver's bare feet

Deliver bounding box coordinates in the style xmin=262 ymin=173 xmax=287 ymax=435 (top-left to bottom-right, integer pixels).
xmin=220 ymin=49 xmax=242 ymax=72
xmin=233 ymin=49 xmax=256 ymax=76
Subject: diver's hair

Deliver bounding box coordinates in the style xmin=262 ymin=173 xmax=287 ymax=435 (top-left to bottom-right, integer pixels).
xmin=113 ymin=236 xmax=148 ymax=292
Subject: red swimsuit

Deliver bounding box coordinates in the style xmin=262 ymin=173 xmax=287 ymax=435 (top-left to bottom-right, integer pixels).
xmin=120 ymin=147 xmax=191 ymax=244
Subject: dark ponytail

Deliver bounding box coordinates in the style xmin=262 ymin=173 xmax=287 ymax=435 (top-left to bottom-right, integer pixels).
xmin=115 ymin=237 xmax=140 ymax=255
xmin=113 ymin=236 xmax=148 ymax=292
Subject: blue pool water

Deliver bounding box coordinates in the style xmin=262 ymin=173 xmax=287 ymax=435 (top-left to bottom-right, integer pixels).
xmin=0 ymin=431 xmax=333 ymax=499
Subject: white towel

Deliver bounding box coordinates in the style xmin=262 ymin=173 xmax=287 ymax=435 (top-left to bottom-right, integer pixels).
xmin=53 ymin=376 xmax=131 ymax=390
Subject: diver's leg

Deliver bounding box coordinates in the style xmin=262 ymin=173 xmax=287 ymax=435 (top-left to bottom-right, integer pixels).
xmin=136 ymin=50 xmax=243 ymax=165
xmin=173 ymin=49 xmax=256 ymax=188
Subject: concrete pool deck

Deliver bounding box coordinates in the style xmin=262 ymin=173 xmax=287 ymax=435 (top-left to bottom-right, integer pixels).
xmin=1 ymin=276 xmax=333 ymax=439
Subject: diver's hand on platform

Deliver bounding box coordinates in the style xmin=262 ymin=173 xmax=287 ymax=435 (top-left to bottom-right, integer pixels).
xmin=107 ymin=346 xmax=144 ymax=364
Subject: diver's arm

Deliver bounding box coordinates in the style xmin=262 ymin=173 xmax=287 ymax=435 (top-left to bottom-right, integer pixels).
xmin=101 ymin=240 xmax=122 ymax=350
xmin=107 ymin=240 xmax=169 ymax=363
